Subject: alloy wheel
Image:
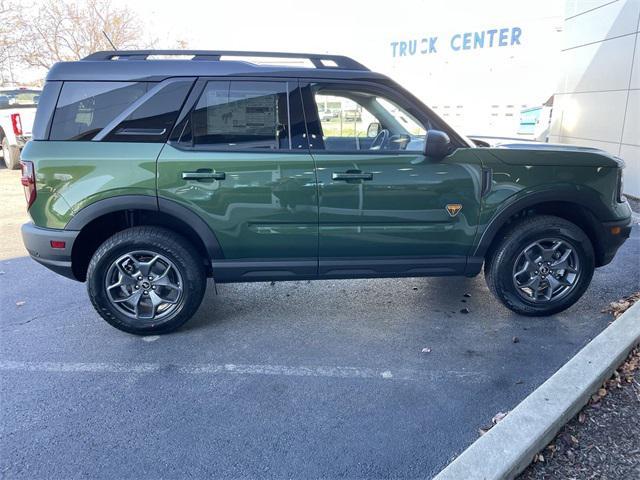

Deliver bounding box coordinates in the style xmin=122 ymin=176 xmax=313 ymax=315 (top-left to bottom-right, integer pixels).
xmin=105 ymin=251 xmax=184 ymax=321
xmin=512 ymin=238 xmax=580 ymax=302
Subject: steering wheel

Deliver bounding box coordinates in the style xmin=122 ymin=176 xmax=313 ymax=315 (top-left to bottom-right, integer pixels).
xmin=369 ymin=129 xmax=390 ymax=150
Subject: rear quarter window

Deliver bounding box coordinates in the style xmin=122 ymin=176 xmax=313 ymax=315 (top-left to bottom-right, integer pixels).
xmin=50 ymin=82 xmax=149 ymax=141
xmin=32 ymin=81 xmax=62 ymax=141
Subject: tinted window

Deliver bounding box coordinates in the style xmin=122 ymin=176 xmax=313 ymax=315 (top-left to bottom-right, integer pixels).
xmin=50 ymin=82 xmax=148 ymax=141
xmin=104 ymin=79 xmax=194 ymax=143
xmin=190 ymin=81 xmax=291 ymax=150
xmin=32 ymin=81 xmax=62 ymax=140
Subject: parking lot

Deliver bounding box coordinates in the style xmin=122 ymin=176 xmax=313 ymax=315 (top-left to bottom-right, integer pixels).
xmin=1 ymin=166 xmax=638 ymax=479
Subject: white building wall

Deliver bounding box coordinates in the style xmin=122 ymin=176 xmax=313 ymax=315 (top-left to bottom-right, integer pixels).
xmin=550 ymin=0 xmax=640 ymax=197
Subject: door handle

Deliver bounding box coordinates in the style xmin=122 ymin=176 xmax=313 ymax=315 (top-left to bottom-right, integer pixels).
xmin=182 ymin=170 xmax=226 ymax=181
xmin=332 ymin=171 xmax=373 ymax=181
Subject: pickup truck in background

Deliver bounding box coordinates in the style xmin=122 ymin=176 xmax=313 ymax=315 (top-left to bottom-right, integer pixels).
xmin=0 ymin=87 xmax=40 ymax=169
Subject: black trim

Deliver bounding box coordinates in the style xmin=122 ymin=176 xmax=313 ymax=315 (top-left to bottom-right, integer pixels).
xmin=66 ymin=195 xmax=158 ymax=230
xmin=211 ymin=256 xmax=470 ymax=283
xmin=212 ymin=258 xmax=317 ymax=282
xmin=473 ymin=189 xmax=618 ymax=258
xmin=64 ymin=195 xmax=225 ymax=261
xmin=480 ymin=168 xmax=493 ymax=197
xmin=157 ymin=198 xmax=224 ymax=259
xmin=21 ymin=222 xmax=79 ymax=280
xmin=83 ymin=50 xmax=369 ymax=71
xmin=464 ymin=256 xmax=484 ymax=276
xmin=599 ymin=218 xmax=632 ymax=266
xmin=319 ymin=256 xmax=466 ymax=278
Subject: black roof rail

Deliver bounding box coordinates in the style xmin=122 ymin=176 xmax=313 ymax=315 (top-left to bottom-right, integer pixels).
xmin=82 ymin=50 xmax=369 ymax=71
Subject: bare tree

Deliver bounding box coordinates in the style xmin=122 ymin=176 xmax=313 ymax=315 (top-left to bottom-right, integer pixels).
xmin=0 ymin=0 xmax=20 ymax=83
xmin=15 ymin=0 xmax=151 ymax=70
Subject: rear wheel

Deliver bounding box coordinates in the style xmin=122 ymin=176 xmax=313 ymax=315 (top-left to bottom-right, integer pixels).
xmin=2 ymin=137 xmax=20 ymax=169
xmin=485 ymin=215 xmax=595 ymax=316
xmin=87 ymin=226 xmax=206 ymax=334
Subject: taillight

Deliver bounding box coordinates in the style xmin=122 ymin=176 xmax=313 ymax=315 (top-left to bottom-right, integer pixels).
xmin=11 ymin=113 xmax=22 ymax=135
xmin=20 ymin=160 xmax=36 ymax=209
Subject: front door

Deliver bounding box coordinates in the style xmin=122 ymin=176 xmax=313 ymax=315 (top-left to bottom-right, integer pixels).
xmin=301 ymin=81 xmax=482 ymax=277
xmin=158 ymin=79 xmax=318 ymax=281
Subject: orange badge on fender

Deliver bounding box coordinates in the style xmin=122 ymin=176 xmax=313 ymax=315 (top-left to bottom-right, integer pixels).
xmin=446 ymin=204 xmax=462 ymax=217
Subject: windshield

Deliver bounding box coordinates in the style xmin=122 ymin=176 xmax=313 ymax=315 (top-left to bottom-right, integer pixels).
xmin=0 ymin=89 xmax=41 ymax=109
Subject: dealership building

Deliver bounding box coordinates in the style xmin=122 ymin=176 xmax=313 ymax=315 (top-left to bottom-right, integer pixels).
xmin=549 ymin=0 xmax=640 ymax=197
xmin=371 ymin=0 xmax=639 ymax=198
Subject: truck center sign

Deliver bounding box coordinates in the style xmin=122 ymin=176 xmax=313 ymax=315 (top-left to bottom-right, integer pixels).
xmin=390 ymin=26 xmax=522 ymax=57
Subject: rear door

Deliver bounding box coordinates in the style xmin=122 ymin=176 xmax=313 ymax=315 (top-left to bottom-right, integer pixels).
xmin=158 ymin=79 xmax=319 ymax=281
xmin=301 ymin=81 xmax=482 ymax=277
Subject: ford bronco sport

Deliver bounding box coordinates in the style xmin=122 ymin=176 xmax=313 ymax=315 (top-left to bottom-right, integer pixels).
xmin=21 ymin=50 xmax=632 ymax=335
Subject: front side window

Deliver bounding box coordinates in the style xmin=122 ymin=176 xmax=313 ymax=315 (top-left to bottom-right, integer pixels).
xmin=306 ymin=83 xmax=427 ymax=152
xmin=189 ymin=81 xmax=291 ymax=150
xmin=50 ymin=82 xmax=148 ymax=141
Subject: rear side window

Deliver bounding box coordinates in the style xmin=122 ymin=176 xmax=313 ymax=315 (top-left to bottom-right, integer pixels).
xmin=188 ymin=81 xmax=291 ymax=150
xmin=50 ymin=82 xmax=148 ymax=141
xmin=103 ymin=79 xmax=194 ymax=143
xmin=32 ymin=81 xmax=62 ymax=141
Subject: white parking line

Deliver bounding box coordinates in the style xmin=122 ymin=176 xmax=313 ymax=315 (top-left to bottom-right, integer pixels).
xmin=0 ymin=360 xmax=487 ymax=382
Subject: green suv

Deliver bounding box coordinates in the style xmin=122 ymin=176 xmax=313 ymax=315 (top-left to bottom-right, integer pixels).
xmin=20 ymin=50 xmax=632 ymax=334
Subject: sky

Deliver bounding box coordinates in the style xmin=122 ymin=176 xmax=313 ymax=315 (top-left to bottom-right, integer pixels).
xmin=109 ymin=0 xmax=566 ymax=134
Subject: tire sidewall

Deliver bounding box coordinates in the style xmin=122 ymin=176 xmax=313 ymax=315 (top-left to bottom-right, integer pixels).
xmin=2 ymin=137 xmax=19 ymax=169
xmin=494 ymin=221 xmax=595 ymax=315
xmin=87 ymin=230 xmax=205 ymax=334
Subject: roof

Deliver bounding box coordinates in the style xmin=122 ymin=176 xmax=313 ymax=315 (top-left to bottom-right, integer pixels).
xmin=46 ymin=50 xmax=389 ymax=83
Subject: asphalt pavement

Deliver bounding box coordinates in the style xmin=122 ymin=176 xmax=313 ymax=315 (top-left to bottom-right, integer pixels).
xmin=1 ymin=168 xmax=639 ymax=479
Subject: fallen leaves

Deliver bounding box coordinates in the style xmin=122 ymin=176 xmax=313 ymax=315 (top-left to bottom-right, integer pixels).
xmin=602 ymin=292 xmax=640 ymax=319
xmin=479 ymin=410 xmax=509 ymax=435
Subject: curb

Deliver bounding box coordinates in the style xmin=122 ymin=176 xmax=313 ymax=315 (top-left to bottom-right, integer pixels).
xmin=434 ymin=300 xmax=640 ymax=480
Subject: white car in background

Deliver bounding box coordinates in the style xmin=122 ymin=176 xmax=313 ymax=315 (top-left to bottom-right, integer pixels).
xmin=0 ymin=87 xmax=40 ymax=169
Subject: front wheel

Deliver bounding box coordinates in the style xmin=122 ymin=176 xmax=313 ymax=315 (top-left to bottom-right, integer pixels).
xmin=485 ymin=215 xmax=595 ymax=316
xmin=87 ymin=226 xmax=207 ymax=334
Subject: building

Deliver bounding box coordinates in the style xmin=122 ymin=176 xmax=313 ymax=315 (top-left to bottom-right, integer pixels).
xmin=549 ymin=0 xmax=640 ymax=197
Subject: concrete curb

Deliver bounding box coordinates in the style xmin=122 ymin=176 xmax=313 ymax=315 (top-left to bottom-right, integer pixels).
xmin=434 ymin=300 xmax=640 ymax=480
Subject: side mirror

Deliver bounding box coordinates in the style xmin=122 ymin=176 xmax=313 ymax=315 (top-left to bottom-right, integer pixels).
xmin=425 ymin=130 xmax=451 ymax=159
xmin=367 ymin=122 xmax=381 ymax=138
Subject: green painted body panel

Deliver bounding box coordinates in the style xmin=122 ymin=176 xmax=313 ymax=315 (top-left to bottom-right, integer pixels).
xmin=487 ymin=145 xmax=621 ymax=167
xmin=23 ymin=138 xmax=631 ymax=269
xmin=21 ymin=141 xmax=160 ymax=229
xmin=313 ymin=149 xmax=483 ymax=258
xmin=157 ymin=145 xmax=318 ymax=259
xmin=474 ymin=148 xmax=631 ymax=235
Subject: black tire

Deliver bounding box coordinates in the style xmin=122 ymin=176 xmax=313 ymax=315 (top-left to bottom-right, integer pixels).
xmin=87 ymin=226 xmax=206 ymax=335
xmin=485 ymin=215 xmax=595 ymax=316
xmin=2 ymin=137 xmax=20 ymax=169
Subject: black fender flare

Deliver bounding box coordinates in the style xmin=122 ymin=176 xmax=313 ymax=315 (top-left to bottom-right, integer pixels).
xmin=472 ymin=188 xmax=609 ymax=259
xmin=65 ymin=195 xmax=224 ymax=259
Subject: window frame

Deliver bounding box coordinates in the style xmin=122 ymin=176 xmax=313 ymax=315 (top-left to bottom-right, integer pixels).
xmin=300 ymin=79 xmax=436 ymax=155
xmin=168 ymin=77 xmax=306 ymax=153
